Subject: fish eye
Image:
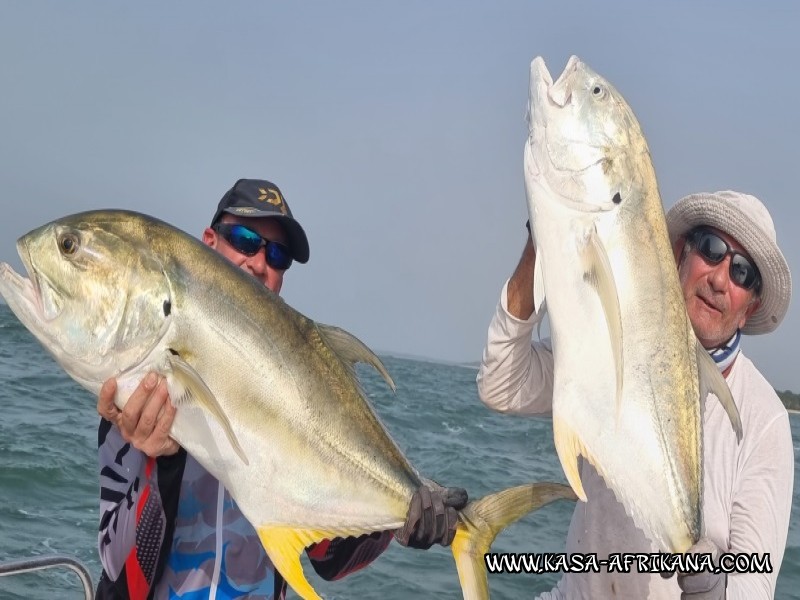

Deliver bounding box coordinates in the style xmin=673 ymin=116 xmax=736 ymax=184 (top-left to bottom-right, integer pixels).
xmin=58 ymin=233 xmax=79 ymax=256
xmin=592 ymin=85 xmax=606 ymax=99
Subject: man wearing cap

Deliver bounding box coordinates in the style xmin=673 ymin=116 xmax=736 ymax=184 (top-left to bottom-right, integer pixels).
xmin=476 ymin=190 xmax=793 ymax=599
xmin=94 ymin=179 xmax=466 ymax=599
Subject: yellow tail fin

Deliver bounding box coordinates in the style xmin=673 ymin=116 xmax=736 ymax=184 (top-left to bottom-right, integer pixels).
xmin=451 ymin=482 xmax=577 ymax=600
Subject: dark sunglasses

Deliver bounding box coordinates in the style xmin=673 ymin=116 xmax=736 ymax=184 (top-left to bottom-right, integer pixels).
xmin=687 ymin=228 xmax=761 ymax=291
xmin=212 ymin=223 xmax=293 ymax=271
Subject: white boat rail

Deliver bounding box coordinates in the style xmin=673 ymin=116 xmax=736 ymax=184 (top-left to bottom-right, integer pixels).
xmin=0 ymin=555 xmax=94 ymax=599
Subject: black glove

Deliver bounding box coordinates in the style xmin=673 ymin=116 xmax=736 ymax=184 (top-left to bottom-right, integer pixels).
xmin=678 ymin=538 xmax=727 ymax=599
xmin=395 ymin=482 xmax=468 ymax=549
xmin=661 ymin=538 xmax=727 ymax=600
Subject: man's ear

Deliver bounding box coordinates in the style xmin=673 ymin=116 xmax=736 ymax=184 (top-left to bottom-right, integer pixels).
xmin=202 ymin=227 xmax=217 ymax=249
xmin=740 ymin=296 xmax=762 ymax=329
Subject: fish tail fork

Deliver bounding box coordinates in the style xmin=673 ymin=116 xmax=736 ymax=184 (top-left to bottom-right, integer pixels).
xmin=257 ymin=526 xmax=326 ymax=600
xmin=450 ymin=483 xmax=577 ymax=600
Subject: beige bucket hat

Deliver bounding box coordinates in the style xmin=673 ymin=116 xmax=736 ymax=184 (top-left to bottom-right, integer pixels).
xmin=666 ymin=190 xmax=792 ymax=335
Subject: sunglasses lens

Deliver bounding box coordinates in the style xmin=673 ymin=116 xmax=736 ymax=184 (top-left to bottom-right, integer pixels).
xmin=266 ymin=242 xmax=293 ymax=270
xmin=731 ymin=255 xmax=758 ymax=289
xmin=696 ymin=233 xmax=727 ymax=263
xmin=227 ymin=225 xmax=262 ymax=255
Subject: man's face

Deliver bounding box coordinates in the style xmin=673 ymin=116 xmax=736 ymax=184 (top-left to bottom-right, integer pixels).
xmin=675 ymin=227 xmax=761 ymax=348
xmin=202 ymin=214 xmax=289 ymax=294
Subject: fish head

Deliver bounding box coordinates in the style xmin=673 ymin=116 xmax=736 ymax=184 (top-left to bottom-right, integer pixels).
xmin=0 ymin=211 xmax=173 ymax=388
xmin=526 ymin=55 xmax=649 ymax=214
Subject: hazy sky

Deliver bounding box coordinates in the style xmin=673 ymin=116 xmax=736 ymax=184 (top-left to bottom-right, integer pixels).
xmin=1 ymin=2 xmax=798 ymax=391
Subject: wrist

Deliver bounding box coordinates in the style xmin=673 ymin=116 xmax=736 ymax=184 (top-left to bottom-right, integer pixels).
xmin=156 ymin=447 xmax=185 ymax=468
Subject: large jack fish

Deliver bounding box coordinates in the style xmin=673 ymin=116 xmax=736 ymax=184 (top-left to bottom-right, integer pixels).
xmin=0 ymin=210 xmax=575 ymax=599
xmin=523 ymin=56 xmax=742 ymax=552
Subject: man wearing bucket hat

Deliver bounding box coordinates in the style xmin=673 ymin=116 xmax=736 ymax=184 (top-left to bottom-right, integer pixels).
xmin=93 ymin=179 xmax=466 ymax=599
xmin=477 ymin=190 xmax=793 ymax=599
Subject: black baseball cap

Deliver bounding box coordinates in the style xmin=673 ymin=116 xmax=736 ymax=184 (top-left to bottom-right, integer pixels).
xmin=210 ymin=178 xmax=309 ymax=263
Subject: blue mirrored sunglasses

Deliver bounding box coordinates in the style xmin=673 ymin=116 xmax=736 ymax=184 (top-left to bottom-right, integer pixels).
xmin=687 ymin=228 xmax=761 ymax=292
xmin=212 ymin=223 xmax=293 ymax=271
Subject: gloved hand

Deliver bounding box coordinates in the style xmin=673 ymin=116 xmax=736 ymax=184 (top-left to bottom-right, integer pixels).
xmin=394 ymin=481 xmax=468 ymax=549
xmin=678 ymin=538 xmax=727 ymax=599
xmin=662 ymin=537 xmax=727 ymax=599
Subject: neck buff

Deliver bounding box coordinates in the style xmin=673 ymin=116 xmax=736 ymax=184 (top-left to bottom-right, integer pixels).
xmin=708 ymin=330 xmax=741 ymax=373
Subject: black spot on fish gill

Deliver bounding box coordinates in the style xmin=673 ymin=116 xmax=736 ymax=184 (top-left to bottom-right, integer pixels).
xmin=168 ymin=348 xmax=179 ymax=356
xmin=163 ymin=299 xmax=171 ymax=316
xmin=612 ymin=193 xmax=622 ymax=204
xmin=583 ymin=270 xmax=598 ymax=287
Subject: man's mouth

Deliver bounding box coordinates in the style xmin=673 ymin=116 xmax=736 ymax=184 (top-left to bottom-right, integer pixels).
xmin=697 ymin=294 xmax=722 ymax=314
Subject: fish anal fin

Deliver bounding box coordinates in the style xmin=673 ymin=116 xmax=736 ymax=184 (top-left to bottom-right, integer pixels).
xmin=553 ymin=416 xmax=588 ymax=502
xmin=160 ymin=351 xmax=249 ymax=465
xmin=696 ymin=341 xmax=743 ymax=442
xmin=583 ymin=228 xmax=623 ymax=419
xmin=256 ymin=526 xmax=337 ymax=600
xmin=316 ymin=323 xmax=396 ymax=391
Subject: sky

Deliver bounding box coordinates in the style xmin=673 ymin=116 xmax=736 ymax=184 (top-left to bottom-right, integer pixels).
xmin=0 ymin=1 xmax=798 ymax=391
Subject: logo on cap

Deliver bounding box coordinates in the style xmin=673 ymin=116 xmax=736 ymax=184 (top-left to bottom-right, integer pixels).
xmin=258 ymin=187 xmax=288 ymax=215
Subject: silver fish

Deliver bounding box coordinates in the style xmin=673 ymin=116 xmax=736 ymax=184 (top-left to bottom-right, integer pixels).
xmin=523 ymin=55 xmax=741 ymax=552
xmin=0 ymin=209 xmax=576 ymax=599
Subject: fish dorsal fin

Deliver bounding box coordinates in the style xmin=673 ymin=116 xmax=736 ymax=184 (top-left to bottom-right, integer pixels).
xmin=583 ymin=228 xmax=624 ymax=418
xmin=257 ymin=526 xmax=363 ymax=600
xmin=533 ymin=251 xmax=546 ymax=315
xmin=696 ymin=341 xmax=743 ymax=442
xmin=160 ymin=350 xmax=249 ymax=464
xmin=316 ymin=323 xmax=396 ymax=391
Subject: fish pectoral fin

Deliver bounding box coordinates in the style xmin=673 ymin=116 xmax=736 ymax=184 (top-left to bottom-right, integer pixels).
xmin=160 ymin=351 xmax=249 ymax=465
xmin=553 ymin=416 xmax=588 ymax=502
xmin=257 ymin=526 xmax=340 ymax=600
xmin=696 ymin=342 xmax=743 ymax=442
xmin=583 ymin=228 xmax=624 ymax=418
xmin=452 ymin=483 xmax=577 ymax=599
xmin=316 ymin=323 xmax=396 ymax=391
xmin=533 ymin=251 xmax=546 ymax=315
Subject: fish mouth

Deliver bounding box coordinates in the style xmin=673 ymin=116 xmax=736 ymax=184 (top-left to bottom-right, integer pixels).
xmin=0 ymin=240 xmax=47 ymax=321
xmin=529 ymin=55 xmax=582 ymax=121
xmin=0 ymin=263 xmax=42 ymax=316
xmin=528 ymin=56 xmax=554 ymax=129
xmin=547 ymin=55 xmax=581 ymax=107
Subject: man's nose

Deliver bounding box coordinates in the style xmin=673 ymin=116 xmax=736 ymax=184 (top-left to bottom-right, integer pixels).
xmin=247 ymin=248 xmax=268 ymax=275
xmin=708 ymin=256 xmax=731 ymax=291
